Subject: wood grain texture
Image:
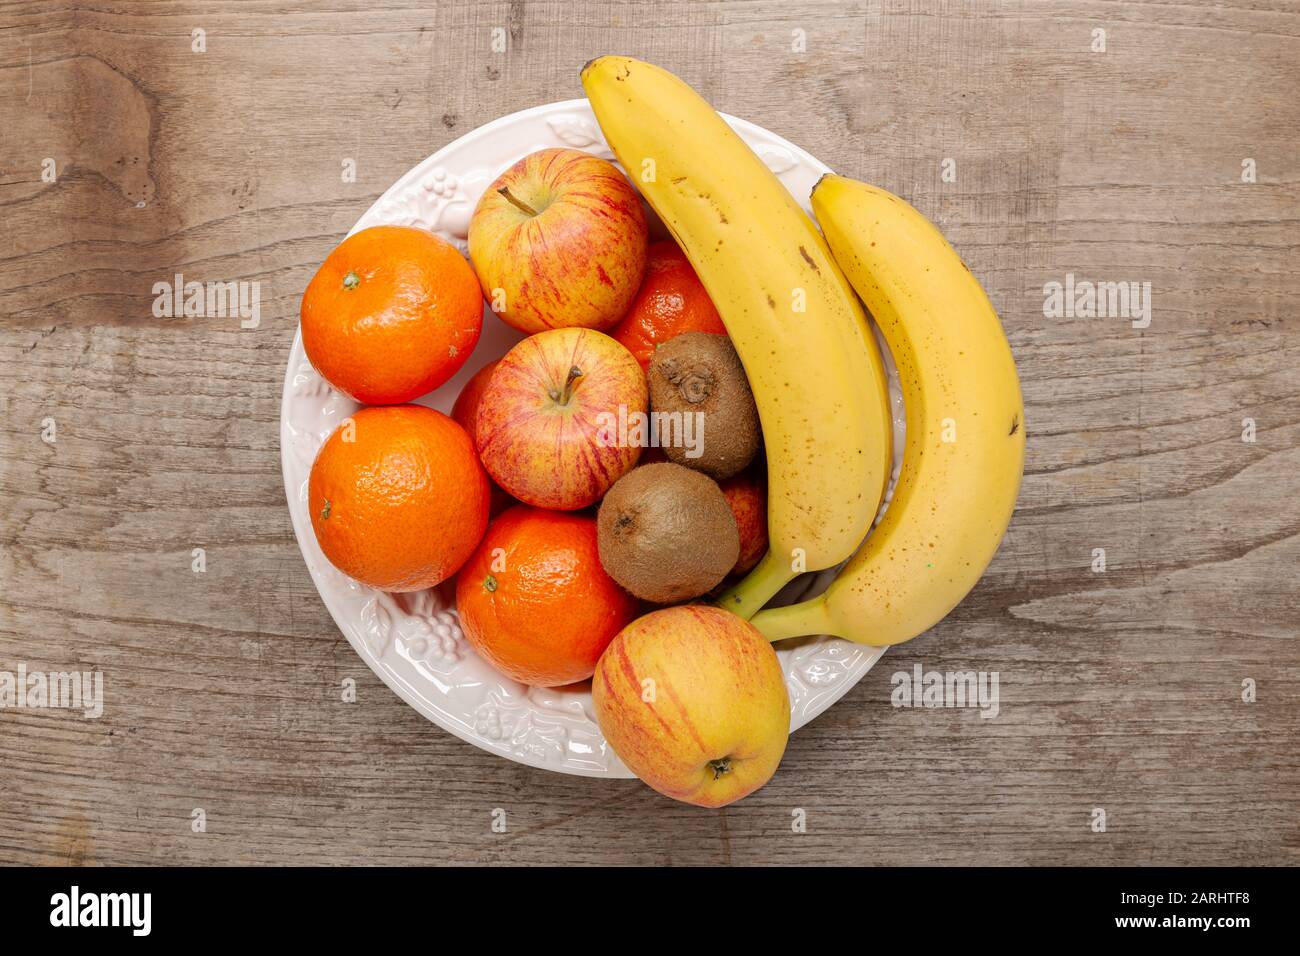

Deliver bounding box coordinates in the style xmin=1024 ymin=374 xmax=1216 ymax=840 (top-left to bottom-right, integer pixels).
xmin=1 ymin=0 xmax=1296 ymax=865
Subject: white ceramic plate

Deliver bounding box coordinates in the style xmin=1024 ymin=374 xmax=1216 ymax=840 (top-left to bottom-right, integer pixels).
xmin=280 ymin=98 xmax=905 ymax=777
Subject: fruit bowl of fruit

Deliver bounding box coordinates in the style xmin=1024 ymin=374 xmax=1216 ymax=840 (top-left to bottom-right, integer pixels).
xmin=281 ymin=58 xmax=1023 ymax=806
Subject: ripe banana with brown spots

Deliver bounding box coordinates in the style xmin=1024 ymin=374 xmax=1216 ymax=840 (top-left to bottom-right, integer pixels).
xmin=582 ymin=56 xmax=893 ymax=618
xmin=750 ymin=175 xmax=1025 ymax=646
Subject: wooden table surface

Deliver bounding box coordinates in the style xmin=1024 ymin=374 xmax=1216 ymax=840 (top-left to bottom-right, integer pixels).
xmin=1 ymin=0 xmax=1296 ymax=866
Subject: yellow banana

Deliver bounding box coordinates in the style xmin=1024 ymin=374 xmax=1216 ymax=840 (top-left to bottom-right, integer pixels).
xmin=751 ymin=176 xmax=1025 ymax=646
xmin=582 ymin=57 xmax=893 ymax=618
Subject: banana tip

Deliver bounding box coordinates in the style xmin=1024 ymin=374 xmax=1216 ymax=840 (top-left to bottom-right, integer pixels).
xmin=580 ymin=54 xmax=635 ymax=82
xmin=812 ymin=172 xmax=837 ymax=196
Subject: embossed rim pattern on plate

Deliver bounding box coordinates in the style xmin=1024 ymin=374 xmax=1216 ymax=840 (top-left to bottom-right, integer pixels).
xmin=280 ymin=98 xmax=904 ymax=777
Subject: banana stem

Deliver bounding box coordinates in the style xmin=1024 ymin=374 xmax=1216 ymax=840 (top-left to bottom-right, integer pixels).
xmin=750 ymin=595 xmax=836 ymax=643
xmin=715 ymin=549 xmax=794 ymax=620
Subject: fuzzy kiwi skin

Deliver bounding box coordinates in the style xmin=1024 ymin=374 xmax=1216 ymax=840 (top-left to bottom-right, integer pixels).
xmin=597 ymin=462 xmax=740 ymax=604
xmin=647 ymin=333 xmax=760 ymax=480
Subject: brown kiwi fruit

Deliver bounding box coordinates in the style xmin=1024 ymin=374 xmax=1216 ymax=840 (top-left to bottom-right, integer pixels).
xmin=597 ymin=462 xmax=740 ymax=604
xmin=647 ymin=332 xmax=760 ymax=480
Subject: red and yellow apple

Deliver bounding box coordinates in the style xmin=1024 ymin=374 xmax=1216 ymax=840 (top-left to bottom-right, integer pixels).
xmin=476 ymin=327 xmax=646 ymax=510
xmin=467 ymin=147 xmax=648 ymax=334
xmin=592 ymin=605 xmax=790 ymax=808
xmin=450 ymin=359 xmax=500 ymax=441
xmin=451 ymin=360 xmax=514 ymax=517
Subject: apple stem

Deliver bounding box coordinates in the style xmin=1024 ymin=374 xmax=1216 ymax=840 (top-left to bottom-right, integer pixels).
xmin=498 ymin=186 xmax=538 ymax=217
xmin=708 ymin=757 xmax=733 ymax=780
xmin=548 ymin=365 xmax=584 ymax=406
